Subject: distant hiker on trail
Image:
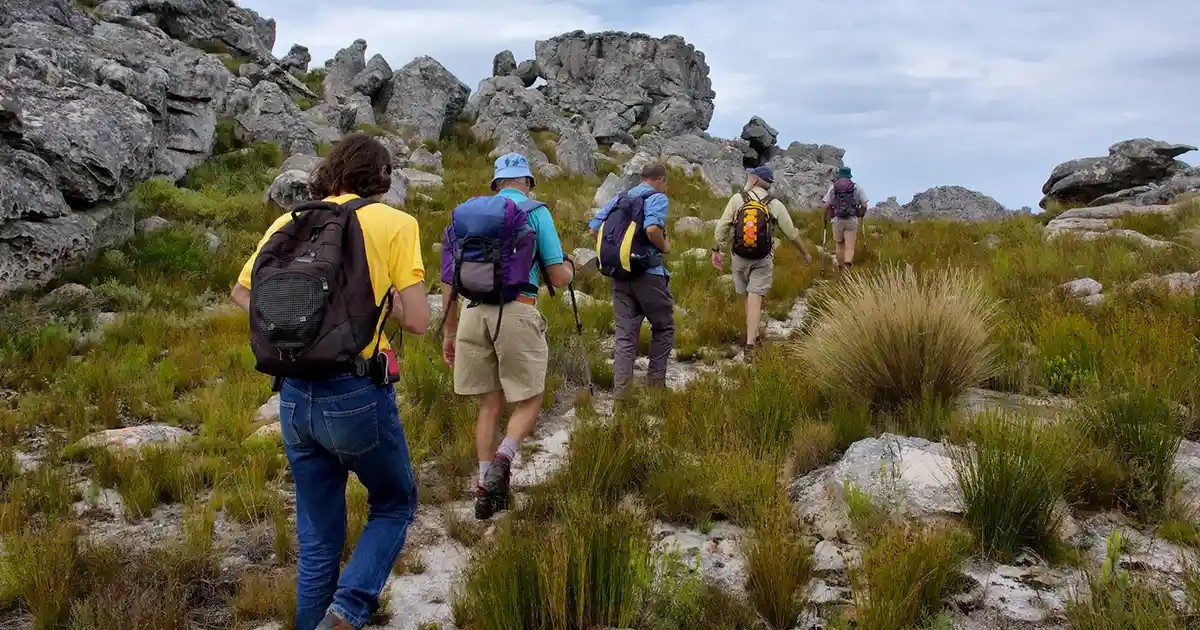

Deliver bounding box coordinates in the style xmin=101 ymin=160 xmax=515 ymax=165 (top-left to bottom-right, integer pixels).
xmin=712 ymin=166 xmax=812 ymax=356
xmin=230 ymin=133 xmax=429 ymax=630
xmin=439 ymin=153 xmax=574 ymax=521
xmin=823 ymin=166 xmax=868 ymax=271
xmin=588 ymin=162 xmax=676 ymax=398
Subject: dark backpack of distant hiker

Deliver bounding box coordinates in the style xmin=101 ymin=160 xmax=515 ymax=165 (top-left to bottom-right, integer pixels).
xmin=438 ymin=195 xmax=552 ymax=340
xmin=596 ymin=189 xmax=664 ymax=280
xmin=731 ymin=190 xmax=776 ymax=260
xmin=829 ymin=178 xmax=861 ymax=220
xmin=249 ymin=197 xmax=389 ymax=380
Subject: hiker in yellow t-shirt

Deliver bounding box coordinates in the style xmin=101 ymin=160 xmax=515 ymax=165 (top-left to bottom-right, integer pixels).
xmin=230 ymin=133 xmax=427 ymax=630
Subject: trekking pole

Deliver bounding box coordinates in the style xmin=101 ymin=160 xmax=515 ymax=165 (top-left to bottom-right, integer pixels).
xmin=566 ymin=280 xmax=594 ymax=395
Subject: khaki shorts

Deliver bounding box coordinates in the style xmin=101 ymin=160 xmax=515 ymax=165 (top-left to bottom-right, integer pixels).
xmin=453 ymin=301 xmax=548 ymax=402
xmin=832 ymin=217 xmax=859 ymax=244
xmin=732 ymin=254 xmax=773 ymax=296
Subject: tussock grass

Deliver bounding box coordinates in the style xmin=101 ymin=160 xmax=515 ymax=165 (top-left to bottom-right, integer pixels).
xmin=1066 ymin=388 xmax=1185 ymax=517
xmin=642 ymin=552 xmax=758 ymax=630
xmin=850 ymin=523 xmax=972 ymax=630
xmin=950 ymin=412 xmax=1075 ymax=561
xmin=800 ymin=265 xmax=999 ymax=412
xmin=453 ymin=502 xmax=653 ymax=630
xmin=744 ymin=505 xmax=814 ymax=629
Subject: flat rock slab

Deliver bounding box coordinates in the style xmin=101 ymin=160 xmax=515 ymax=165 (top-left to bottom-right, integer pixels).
xmin=375 ymin=506 xmax=472 ymax=630
xmin=653 ymin=521 xmax=747 ymax=594
xmin=76 ymin=425 xmax=191 ymax=451
xmin=958 ymin=559 xmax=1077 ymax=624
xmin=957 ymin=388 xmax=1075 ymax=421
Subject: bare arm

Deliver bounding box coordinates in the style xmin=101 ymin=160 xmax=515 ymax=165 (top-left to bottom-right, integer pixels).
xmin=391 ymin=281 xmax=430 ymax=334
xmin=713 ymin=195 xmax=739 ymax=251
xmin=546 ymin=261 xmax=575 ymax=289
xmin=231 ymin=283 xmax=251 ymax=312
xmin=441 ymin=284 xmax=458 ymax=336
xmin=645 ymin=225 xmax=669 ymax=254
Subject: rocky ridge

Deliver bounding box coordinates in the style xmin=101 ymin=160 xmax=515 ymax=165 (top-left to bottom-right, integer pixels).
xmin=1040 ymin=139 xmax=1198 ymax=209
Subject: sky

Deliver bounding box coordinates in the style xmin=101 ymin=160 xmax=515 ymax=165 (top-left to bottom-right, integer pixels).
xmin=242 ymin=0 xmax=1199 ymax=210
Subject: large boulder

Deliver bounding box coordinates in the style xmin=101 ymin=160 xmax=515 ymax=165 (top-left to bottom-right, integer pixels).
xmin=234 ymin=81 xmax=320 ymax=155
xmin=1 ymin=202 xmax=134 ymax=296
xmin=322 ymin=38 xmax=367 ymax=102
xmin=381 ymin=56 xmax=470 ymax=142
xmin=94 ymin=0 xmax=277 ymax=62
xmin=265 ymin=169 xmax=311 ymax=209
xmin=492 ymin=50 xmax=516 ymax=77
xmin=901 ymin=186 xmax=1009 ymax=222
xmin=766 ymin=142 xmax=846 ymax=210
xmin=0 ymin=149 xmax=71 ymax=222
xmin=1040 ymin=139 xmax=1196 ymax=208
xmin=741 ymin=115 xmax=778 ymax=166
xmin=351 ymin=53 xmax=392 ymax=99
xmin=278 ymin=44 xmax=311 ymax=74
xmin=469 ymin=75 xmax=596 ymax=177
xmin=534 ymin=31 xmax=715 ymax=142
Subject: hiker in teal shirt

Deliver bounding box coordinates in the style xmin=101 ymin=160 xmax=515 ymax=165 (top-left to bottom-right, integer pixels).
xmin=494 ymin=186 xmax=565 ymax=296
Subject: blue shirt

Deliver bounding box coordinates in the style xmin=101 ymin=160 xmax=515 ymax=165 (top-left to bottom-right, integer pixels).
xmin=588 ymin=183 xmax=669 ymax=277
xmin=496 ymin=187 xmax=565 ymax=296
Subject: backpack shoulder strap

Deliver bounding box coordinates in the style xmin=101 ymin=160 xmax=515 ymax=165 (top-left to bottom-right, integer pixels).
xmin=516 ymin=199 xmax=547 ymax=213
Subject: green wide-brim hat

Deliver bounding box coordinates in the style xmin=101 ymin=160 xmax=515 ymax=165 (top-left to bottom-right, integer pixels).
xmin=836 ymin=166 xmax=853 ymax=179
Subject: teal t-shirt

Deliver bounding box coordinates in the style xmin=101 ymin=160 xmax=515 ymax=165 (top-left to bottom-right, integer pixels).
xmin=495 ymin=187 xmax=564 ymax=296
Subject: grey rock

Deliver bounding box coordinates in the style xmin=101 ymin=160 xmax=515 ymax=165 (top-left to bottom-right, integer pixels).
xmin=535 ymin=31 xmax=715 ymax=141
xmin=408 ymin=146 xmax=444 ymax=174
xmin=136 ymin=0 xmax=276 ymax=61
xmin=351 ymin=53 xmax=392 ymax=98
xmin=469 ymin=75 xmax=596 ymax=177
xmin=76 ymin=424 xmax=191 ymax=451
xmin=871 ymin=196 xmax=904 ymax=219
xmin=554 ymin=129 xmax=597 ymax=175
xmin=1076 ymin=229 xmax=1173 ymax=249
xmin=135 ymin=215 xmax=171 ymax=234
xmin=265 ymin=169 xmax=312 ymax=209
xmin=1080 ymin=293 xmax=1106 ymax=307
xmin=381 ymin=169 xmax=408 ymax=207
xmin=280 ymin=153 xmax=323 ymax=175
xmin=278 ymin=44 xmax=311 ymax=74
xmin=37 ymin=283 xmax=93 ymax=310
xmin=1 ymin=202 xmax=134 ymax=297
xmin=381 ymin=56 xmax=470 ymax=142
xmin=958 ymin=560 xmax=1075 ymax=624
xmin=344 ymin=93 xmax=377 ymax=128
xmin=2 ymin=78 xmax=157 ymax=204
xmin=255 ymin=394 xmax=281 ymax=423
xmin=234 ymin=81 xmax=319 ymax=155
xmin=571 ymin=248 xmax=598 ymax=274
xmin=1058 ymin=278 xmax=1102 ymax=298
xmin=402 ymin=169 xmax=443 ymax=189
xmin=492 ymin=50 xmax=517 ymax=77
xmin=674 ymin=216 xmax=705 ymax=236
xmin=594 ymin=173 xmax=623 ymax=207
xmin=202 ymin=230 xmax=221 ymax=253
xmin=665 ymin=155 xmax=694 ymax=177
xmin=901 ymin=186 xmax=1009 ymax=222
xmin=812 ymin=540 xmax=847 ymax=573
xmin=765 ymin=142 xmax=846 ymax=210
xmin=1126 ymin=271 xmax=1200 ymax=296
xmin=1040 ymin=139 xmax=1197 ymax=208
xmin=0 ymin=149 xmax=70 ymax=222
xmin=1174 ymin=439 xmax=1200 ymax=512
xmin=610 ymin=143 xmax=634 ymax=156
xmin=741 ymin=115 xmax=778 ymax=163
xmin=322 ymin=38 xmax=367 ymax=102
xmin=379 ymin=136 xmax=411 ymax=169
xmin=515 ymin=59 xmax=540 ymax=88
xmin=979 ymin=234 xmax=1002 ymax=249
xmin=301 ymin=101 xmax=354 ymax=135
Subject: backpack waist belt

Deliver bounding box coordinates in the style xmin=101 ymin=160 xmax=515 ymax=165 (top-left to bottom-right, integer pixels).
xmin=516 ymin=295 xmax=537 ymax=306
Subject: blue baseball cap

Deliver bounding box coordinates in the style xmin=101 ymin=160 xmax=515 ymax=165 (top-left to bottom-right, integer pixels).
xmin=746 ymin=166 xmax=774 ymax=184
xmin=491 ymin=152 xmax=536 ymax=191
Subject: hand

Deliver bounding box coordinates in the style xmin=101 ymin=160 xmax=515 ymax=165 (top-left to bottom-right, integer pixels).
xmin=803 ymin=252 xmax=813 ymax=265
xmin=442 ymin=336 xmax=456 ymax=368
xmin=711 ymin=251 xmax=724 ymax=270
xmin=388 ymin=288 xmax=405 ymax=319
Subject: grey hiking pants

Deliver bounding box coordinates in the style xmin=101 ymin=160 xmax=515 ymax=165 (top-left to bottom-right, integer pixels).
xmin=612 ymin=274 xmax=675 ymax=394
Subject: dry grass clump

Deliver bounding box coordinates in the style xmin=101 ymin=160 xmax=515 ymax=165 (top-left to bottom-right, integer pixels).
xmin=800 ymin=265 xmax=999 ymax=411
xmin=743 ymin=505 xmax=815 ymax=629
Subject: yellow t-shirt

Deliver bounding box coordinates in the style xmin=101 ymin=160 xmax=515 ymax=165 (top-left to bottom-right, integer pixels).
xmin=237 ymin=194 xmax=424 ymax=356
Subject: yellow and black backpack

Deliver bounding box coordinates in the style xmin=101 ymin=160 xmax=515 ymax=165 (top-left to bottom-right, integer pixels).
xmin=732 ymin=191 xmax=776 ymax=259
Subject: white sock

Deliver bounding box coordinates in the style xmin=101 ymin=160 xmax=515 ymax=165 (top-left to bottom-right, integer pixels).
xmin=479 ymin=461 xmax=491 ymax=484
xmin=497 ymin=437 xmax=520 ymax=461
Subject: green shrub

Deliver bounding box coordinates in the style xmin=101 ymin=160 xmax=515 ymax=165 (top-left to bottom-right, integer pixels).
xmin=744 ymin=507 xmax=814 ymax=629
xmin=1068 ymin=389 xmax=1184 ymax=516
xmin=950 ymin=413 xmax=1074 ymax=560
xmin=799 ymin=266 xmax=999 ymax=410
xmin=850 ymin=523 xmax=971 ymax=630
xmin=453 ymin=502 xmax=653 ymax=630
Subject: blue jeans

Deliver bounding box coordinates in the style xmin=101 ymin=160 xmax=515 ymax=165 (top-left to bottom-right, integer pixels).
xmin=279 ymin=374 xmax=417 ymax=630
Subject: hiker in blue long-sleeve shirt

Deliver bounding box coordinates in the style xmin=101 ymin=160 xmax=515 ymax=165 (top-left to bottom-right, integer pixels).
xmin=588 ymin=163 xmax=676 ymax=398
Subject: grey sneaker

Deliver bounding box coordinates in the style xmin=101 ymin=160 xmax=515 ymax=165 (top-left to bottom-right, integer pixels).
xmin=475 ymin=456 xmax=511 ymax=520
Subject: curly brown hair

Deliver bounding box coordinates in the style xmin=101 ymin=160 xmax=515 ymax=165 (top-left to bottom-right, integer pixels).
xmin=310 ymin=133 xmax=393 ymax=199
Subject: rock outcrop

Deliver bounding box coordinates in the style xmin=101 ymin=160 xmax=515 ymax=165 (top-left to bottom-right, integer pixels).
xmin=234 ymin=81 xmax=320 ymax=155
xmin=492 ymin=50 xmax=516 ymax=77
xmin=1045 ymin=203 xmax=1178 ymax=248
xmin=468 ymin=75 xmax=596 ymax=177
xmin=533 ymin=31 xmax=715 ymax=144
xmin=741 ymin=115 xmax=778 ymax=166
xmin=381 ymin=56 xmax=470 ymax=143
xmin=1041 ymin=139 xmax=1197 ymax=209
xmin=899 ymin=186 xmax=1010 ymax=222
xmin=278 ymin=44 xmax=311 ymax=75
xmin=322 ymin=38 xmax=367 ymax=102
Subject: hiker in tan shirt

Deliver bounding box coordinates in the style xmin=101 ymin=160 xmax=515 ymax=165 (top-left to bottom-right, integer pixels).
xmin=712 ymin=166 xmax=812 ymax=356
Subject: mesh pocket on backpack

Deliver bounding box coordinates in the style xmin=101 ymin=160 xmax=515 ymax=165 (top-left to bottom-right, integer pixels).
xmin=254 ymin=274 xmax=329 ymax=349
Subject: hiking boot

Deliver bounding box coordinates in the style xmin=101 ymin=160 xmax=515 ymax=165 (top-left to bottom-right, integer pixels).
xmin=744 ymin=343 xmax=757 ymax=363
xmin=475 ymin=456 xmax=512 ymax=520
xmin=315 ymin=612 xmax=355 ymax=630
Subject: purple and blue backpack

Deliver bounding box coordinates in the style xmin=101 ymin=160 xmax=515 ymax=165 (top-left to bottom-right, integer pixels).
xmin=439 ymin=195 xmax=550 ymax=338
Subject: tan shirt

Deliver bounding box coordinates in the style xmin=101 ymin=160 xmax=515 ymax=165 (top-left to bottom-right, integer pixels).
xmin=714 ymin=186 xmax=802 ymax=251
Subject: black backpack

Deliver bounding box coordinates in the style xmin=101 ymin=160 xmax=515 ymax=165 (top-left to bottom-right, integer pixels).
xmin=249 ymin=197 xmax=387 ymax=379
xmin=596 ymin=190 xmax=663 ymax=280
xmin=731 ymin=190 xmax=776 ymax=260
